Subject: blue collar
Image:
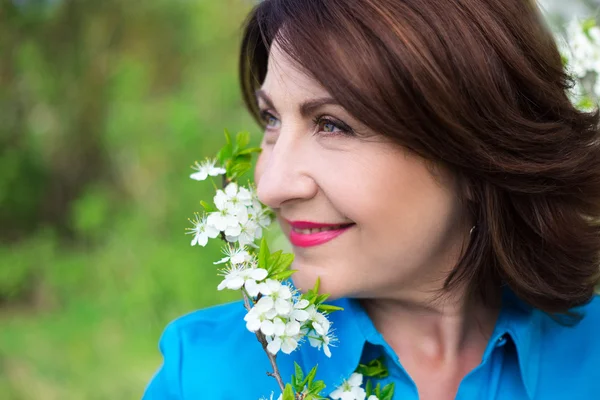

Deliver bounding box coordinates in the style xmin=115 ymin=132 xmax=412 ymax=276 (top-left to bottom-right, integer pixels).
xmin=492 ymin=288 xmax=541 ymax=399
xmin=299 ymin=289 xmax=541 ymax=399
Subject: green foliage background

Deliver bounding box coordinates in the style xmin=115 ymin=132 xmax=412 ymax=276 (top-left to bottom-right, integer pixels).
xmin=0 ymin=0 xmax=265 ymax=398
xmin=1 ymin=0 xmax=598 ymax=399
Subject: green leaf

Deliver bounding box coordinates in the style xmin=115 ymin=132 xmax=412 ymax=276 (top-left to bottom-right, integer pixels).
xmin=291 ymin=362 xmax=304 ymax=393
xmin=199 ymin=200 xmax=216 ymax=213
xmin=315 ymin=293 xmax=330 ymax=304
xmin=355 ymin=357 xmax=389 ymax=379
xmin=294 ymin=362 xmax=304 ymax=382
xmin=303 ymin=277 xmax=322 ymax=305
xmin=224 ymin=128 xmax=232 ymax=146
xmin=268 ymin=250 xmax=283 ymax=268
xmin=228 ymin=162 xmax=252 ymax=180
xmin=238 ymin=147 xmax=262 ymax=155
xmin=577 ymin=96 xmax=596 ymax=111
xmin=277 ymin=253 xmax=294 ymax=268
xmin=582 ymin=18 xmax=597 ymax=39
xmin=374 ymin=382 xmax=382 ymax=397
xmin=380 ymin=382 xmax=395 ymax=400
xmin=235 ymin=131 xmax=251 ymax=151
xmin=310 ymin=277 xmax=320 ymax=294
xmin=317 ymin=304 xmax=344 ymax=313
xmin=258 ymin=237 xmax=270 ymax=270
xmin=283 ymin=384 xmax=295 ymax=400
xmin=273 ymin=269 xmax=297 ymax=281
xmin=304 ymin=365 xmax=318 ymax=388
xmin=216 ymin=144 xmax=233 ymax=165
xmin=365 ymin=379 xmax=373 ymax=396
xmin=270 ymin=253 xmax=294 ymax=276
xmin=306 ymin=379 xmax=326 ymax=397
xmin=233 ymin=153 xmax=253 ymax=164
xmin=215 ymin=128 xmax=234 ymax=165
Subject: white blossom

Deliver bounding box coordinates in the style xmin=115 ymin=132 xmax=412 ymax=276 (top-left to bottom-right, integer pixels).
xmin=225 ymin=219 xmax=261 ymax=247
xmin=207 ymin=208 xmax=244 ymax=236
xmin=266 ymin=320 xmax=302 ymax=355
xmin=299 ymin=304 xmax=336 ymax=357
xmin=208 ymin=183 xmax=252 ymax=236
xmin=213 ymin=244 xmax=253 ymax=265
xmin=288 ymin=299 xmax=310 ymax=323
xmin=308 ymin=327 xmax=336 ymax=358
xmin=330 ymin=373 xmax=367 ymax=400
xmin=258 ymin=280 xmax=293 ymax=315
xmin=248 ymin=185 xmax=273 ymax=228
xmin=249 ymin=203 xmax=272 ymax=229
xmin=564 ymin=19 xmax=600 ymax=78
xmin=217 ymin=265 xmax=268 ymax=292
xmin=190 ymin=158 xmax=226 ymax=181
xmin=226 ymin=182 xmax=253 ymax=208
xmin=259 ymin=392 xmax=282 ymax=400
xmin=305 ymin=305 xmax=331 ymax=336
xmin=214 ymin=183 xmax=252 ymax=217
xmin=185 ymin=213 xmax=220 ymax=246
xmin=244 ymin=296 xmax=279 ymax=332
xmin=559 ymin=18 xmax=600 ymax=110
xmin=209 ymin=183 xmax=272 ymax=246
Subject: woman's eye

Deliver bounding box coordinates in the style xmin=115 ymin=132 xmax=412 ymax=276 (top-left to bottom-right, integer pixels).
xmin=259 ymin=110 xmax=280 ymax=129
xmin=319 ymin=119 xmax=344 ymax=134
xmin=258 ymin=109 xmax=354 ymax=137
xmin=313 ymin=116 xmax=354 ymax=137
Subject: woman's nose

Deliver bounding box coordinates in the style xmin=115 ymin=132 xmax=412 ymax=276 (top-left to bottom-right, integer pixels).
xmin=255 ymin=132 xmax=318 ymax=210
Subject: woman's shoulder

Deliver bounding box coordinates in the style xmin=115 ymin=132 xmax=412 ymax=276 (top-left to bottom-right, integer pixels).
xmin=158 ymin=299 xmax=267 ymax=360
xmin=143 ymin=300 xmax=283 ymax=399
xmin=538 ymin=294 xmax=600 ymax=341
xmin=532 ymin=294 xmax=600 ymax=398
xmin=164 ymin=299 xmax=249 ymax=338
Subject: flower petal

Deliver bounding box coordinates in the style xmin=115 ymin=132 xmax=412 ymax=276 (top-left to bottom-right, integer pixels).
xmin=225 ymin=275 xmax=245 ymax=290
xmin=347 ymin=373 xmax=363 ymax=387
xmin=225 ymin=182 xmax=238 ymax=197
xmin=249 ymin=268 xmax=268 ymax=281
xmin=190 ymin=170 xmax=208 ymax=181
xmin=245 ymin=279 xmax=260 ymax=297
xmin=291 ymin=309 xmax=309 ymax=322
xmin=273 ymin=319 xmax=286 ymax=336
xmin=255 ymin=296 xmax=274 ymax=312
xmin=324 ymin=344 xmax=332 ymax=358
xmin=275 ymin=298 xmax=292 ymax=315
xmin=285 ymin=321 xmax=301 ymax=336
xmin=266 ymin=338 xmax=281 ymax=355
xmin=281 ymin=337 xmax=298 ymax=354
xmin=246 ymin=318 xmax=261 ymax=332
xmin=260 ymin=320 xmax=275 ymax=336
xmin=213 ymin=257 xmax=230 ymax=265
xmin=294 ymin=299 xmax=309 ymax=309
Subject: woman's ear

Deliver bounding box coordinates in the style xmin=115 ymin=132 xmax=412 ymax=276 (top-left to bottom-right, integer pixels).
xmin=454 ymin=171 xmax=475 ymax=203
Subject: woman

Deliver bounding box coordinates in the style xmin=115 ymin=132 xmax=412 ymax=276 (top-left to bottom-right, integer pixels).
xmin=143 ymin=0 xmax=600 ymax=399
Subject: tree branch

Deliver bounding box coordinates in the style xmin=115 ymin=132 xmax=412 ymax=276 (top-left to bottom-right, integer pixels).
xmin=241 ymin=290 xmax=286 ymax=393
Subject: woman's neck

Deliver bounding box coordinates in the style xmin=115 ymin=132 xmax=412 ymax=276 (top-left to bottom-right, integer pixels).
xmin=360 ymin=290 xmax=501 ymax=364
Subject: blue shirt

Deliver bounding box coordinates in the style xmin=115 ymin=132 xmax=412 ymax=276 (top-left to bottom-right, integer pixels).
xmin=142 ymin=289 xmax=600 ymax=399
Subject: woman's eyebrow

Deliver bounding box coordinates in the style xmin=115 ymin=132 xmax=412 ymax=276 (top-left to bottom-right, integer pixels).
xmin=254 ymin=89 xmax=341 ymax=118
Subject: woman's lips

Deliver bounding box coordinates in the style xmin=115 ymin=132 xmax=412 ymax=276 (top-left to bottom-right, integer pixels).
xmin=288 ymin=224 xmax=355 ymax=247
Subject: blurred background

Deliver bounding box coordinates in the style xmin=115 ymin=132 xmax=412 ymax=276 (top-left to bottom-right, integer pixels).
xmin=0 ymin=0 xmax=597 ymax=399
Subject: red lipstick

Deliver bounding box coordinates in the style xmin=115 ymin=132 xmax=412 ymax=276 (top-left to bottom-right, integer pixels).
xmin=285 ymin=220 xmax=355 ymax=247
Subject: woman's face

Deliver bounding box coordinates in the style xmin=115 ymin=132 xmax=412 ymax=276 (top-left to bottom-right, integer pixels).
xmin=254 ymin=41 xmax=469 ymax=300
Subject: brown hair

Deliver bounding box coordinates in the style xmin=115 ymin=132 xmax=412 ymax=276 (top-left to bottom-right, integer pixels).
xmin=238 ymin=0 xmax=600 ymax=316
